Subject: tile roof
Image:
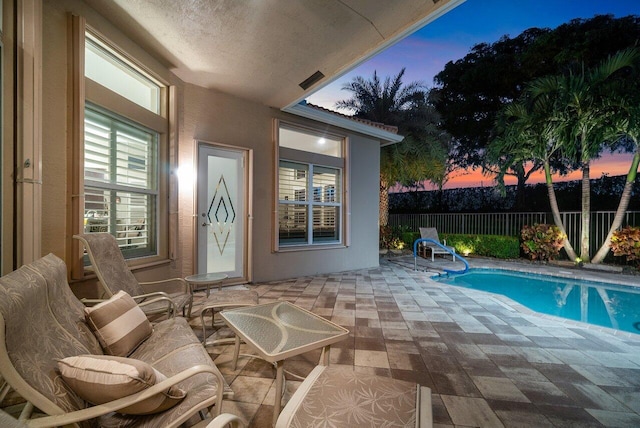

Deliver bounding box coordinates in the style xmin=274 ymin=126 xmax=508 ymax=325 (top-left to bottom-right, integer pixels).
xmin=304 ymin=102 xmax=399 ymax=134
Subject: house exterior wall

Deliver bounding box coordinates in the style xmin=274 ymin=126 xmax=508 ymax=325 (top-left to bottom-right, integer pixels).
xmin=180 ymin=84 xmax=382 ymax=282
xmin=19 ymin=0 xmax=383 ymax=291
xmin=39 ymin=0 xmax=179 ymax=294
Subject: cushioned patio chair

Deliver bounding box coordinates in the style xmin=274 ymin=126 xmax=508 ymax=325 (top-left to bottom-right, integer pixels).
xmin=0 ymin=254 xmax=230 ymax=428
xmin=75 ymin=232 xmax=193 ymax=318
xmin=0 ymin=410 xmax=27 ymax=427
xmin=206 ymin=365 xmax=432 ymax=427
xmin=419 ymin=227 xmax=456 ymax=262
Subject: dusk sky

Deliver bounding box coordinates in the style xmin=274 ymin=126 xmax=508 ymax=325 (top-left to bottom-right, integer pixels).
xmin=307 ymin=0 xmax=640 ymax=190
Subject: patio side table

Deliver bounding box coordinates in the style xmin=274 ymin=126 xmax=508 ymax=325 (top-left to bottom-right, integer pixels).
xmin=220 ymin=301 xmax=349 ymax=427
xmin=185 ymin=272 xmax=228 ymax=297
xmin=199 ymin=289 xmax=259 ymax=345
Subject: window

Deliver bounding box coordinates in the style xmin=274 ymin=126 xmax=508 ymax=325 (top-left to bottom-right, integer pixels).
xmin=85 ymin=35 xmax=160 ymax=114
xmin=277 ymin=125 xmax=345 ymax=247
xmin=81 ymin=29 xmax=166 ymax=260
xmin=83 ymin=107 xmax=157 ymax=257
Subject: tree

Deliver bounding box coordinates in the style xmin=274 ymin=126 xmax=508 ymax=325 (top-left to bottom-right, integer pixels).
xmin=433 ymin=28 xmax=549 ymax=209
xmin=488 ymin=95 xmax=578 ymax=261
xmin=591 ymin=59 xmax=640 ymax=263
xmin=529 ymin=48 xmax=640 ymax=261
xmin=491 ymin=48 xmax=640 ymax=262
xmin=433 ymin=15 xmax=640 ymax=208
xmin=336 ymin=68 xmax=449 ymax=226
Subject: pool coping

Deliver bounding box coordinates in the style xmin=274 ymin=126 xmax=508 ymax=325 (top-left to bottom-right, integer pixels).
xmin=468 ymin=257 xmax=640 ymax=287
xmin=427 ymin=259 xmax=640 ymax=340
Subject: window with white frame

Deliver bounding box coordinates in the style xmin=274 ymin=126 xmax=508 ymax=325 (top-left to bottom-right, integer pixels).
xmin=277 ymin=125 xmax=345 ymax=247
xmin=83 ymin=30 xmax=165 ymax=259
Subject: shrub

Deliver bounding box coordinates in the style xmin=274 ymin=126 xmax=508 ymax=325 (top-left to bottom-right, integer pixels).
xmin=402 ymin=231 xmax=421 ymax=250
xmin=442 ymin=234 xmax=520 ymax=259
xmin=397 ymin=229 xmax=520 ymax=258
xmin=520 ymin=224 xmax=566 ymax=261
xmin=611 ymin=226 xmax=640 ymax=266
xmin=379 ymin=225 xmax=393 ymax=249
xmin=380 ymin=225 xmax=406 ymax=250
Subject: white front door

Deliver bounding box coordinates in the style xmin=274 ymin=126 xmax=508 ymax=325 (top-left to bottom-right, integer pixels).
xmin=197 ymin=144 xmax=249 ymax=280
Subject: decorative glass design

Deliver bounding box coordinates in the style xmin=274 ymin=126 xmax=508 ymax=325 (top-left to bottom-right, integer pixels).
xmin=207 ymin=175 xmax=236 ymax=254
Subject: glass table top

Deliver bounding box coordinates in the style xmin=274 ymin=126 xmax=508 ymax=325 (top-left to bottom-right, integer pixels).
xmin=184 ymin=272 xmax=228 ymax=283
xmin=220 ymin=301 xmax=349 ymax=361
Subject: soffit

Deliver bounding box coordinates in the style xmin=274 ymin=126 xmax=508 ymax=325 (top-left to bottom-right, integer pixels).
xmin=82 ymin=0 xmax=464 ymax=109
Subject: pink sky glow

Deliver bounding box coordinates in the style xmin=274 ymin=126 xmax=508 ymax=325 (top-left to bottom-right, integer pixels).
xmin=390 ymin=152 xmax=638 ymax=192
xmin=308 ymin=1 xmax=640 ymax=192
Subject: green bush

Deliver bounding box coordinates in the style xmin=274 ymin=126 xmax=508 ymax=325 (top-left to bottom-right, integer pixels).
xmin=402 ymin=231 xmax=421 ymax=249
xmin=380 ymin=225 xmax=409 ymax=250
xmin=441 ymin=234 xmax=520 ymax=259
xmin=520 ymin=224 xmax=566 ymax=261
xmin=400 ymin=230 xmax=519 ymax=258
xmin=611 ymin=226 xmax=640 ymax=266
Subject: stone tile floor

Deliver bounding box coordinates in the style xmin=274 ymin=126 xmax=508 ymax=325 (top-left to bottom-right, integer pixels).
xmin=191 ymin=256 xmax=640 ymax=427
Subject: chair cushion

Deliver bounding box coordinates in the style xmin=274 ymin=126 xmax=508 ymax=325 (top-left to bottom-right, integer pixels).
xmin=277 ymin=366 xmax=421 ymax=427
xmin=85 ymin=291 xmax=152 ymax=356
xmin=57 ymin=355 xmax=186 ymax=415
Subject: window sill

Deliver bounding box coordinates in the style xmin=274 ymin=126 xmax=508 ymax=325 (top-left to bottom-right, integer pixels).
xmin=275 ymin=244 xmax=346 ymax=253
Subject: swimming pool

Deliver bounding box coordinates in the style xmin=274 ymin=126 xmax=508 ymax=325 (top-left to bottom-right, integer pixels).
xmin=434 ymin=269 xmax=640 ymax=334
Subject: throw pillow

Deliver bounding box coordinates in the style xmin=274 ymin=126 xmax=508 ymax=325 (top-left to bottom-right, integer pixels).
xmin=57 ymin=354 xmax=186 ymax=415
xmin=85 ymin=290 xmax=152 ymax=356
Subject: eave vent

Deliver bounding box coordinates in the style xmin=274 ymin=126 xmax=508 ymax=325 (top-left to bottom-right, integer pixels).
xmin=299 ymin=71 xmax=325 ymax=90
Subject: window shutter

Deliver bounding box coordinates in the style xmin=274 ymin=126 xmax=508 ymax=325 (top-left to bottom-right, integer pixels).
xmin=83 ymin=107 xmax=157 ymax=257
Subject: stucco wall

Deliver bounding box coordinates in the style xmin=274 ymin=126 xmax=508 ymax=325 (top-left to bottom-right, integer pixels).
xmin=180 ymin=83 xmax=382 ymax=282
xmin=41 ymin=0 xmax=180 ymax=292
xmin=38 ymin=0 xmax=382 ymax=290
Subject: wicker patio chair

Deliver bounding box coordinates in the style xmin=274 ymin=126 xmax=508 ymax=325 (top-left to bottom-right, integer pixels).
xmin=75 ymin=232 xmax=193 ymax=318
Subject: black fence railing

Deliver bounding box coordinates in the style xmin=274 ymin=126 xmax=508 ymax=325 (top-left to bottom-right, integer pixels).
xmin=389 ymin=211 xmax=640 ymax=256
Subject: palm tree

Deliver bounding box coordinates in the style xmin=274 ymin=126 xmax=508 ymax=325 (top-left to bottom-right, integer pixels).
xmin=591 ymin=69 xmax=640 ymax=263
xmin=488 ymin=96 xmax=579 ymax=261
xmin=336 ymin=68 xmax=424 ymax=124
xmin=337 ymin=68 xmax=449 ymax=226
xmin=528 ymin=48 xmax=640 ymax=261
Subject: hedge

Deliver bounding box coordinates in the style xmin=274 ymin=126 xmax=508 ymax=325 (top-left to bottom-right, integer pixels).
xmin=404 ymin=232 xmax=520 ymax=259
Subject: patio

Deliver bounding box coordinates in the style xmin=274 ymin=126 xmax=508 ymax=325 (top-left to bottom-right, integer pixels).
xmin=196 ymin=256 xmax=640 ymax=427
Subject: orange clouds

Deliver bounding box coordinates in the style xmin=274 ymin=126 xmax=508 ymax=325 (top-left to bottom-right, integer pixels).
xmin=390 ymin=152 xmax=638 ymax=192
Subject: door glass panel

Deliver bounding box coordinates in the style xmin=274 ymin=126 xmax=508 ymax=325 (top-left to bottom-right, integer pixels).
xmin=198 ymin=146 xmax=245 ymax=277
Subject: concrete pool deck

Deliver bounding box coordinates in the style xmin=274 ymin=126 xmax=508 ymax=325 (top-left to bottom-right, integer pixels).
xmin=195 ymin=256 xmax=640 ymax=427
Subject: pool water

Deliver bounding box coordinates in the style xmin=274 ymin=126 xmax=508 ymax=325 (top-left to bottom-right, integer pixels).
xmin=434 ymin=269 xmax=640 ymax=335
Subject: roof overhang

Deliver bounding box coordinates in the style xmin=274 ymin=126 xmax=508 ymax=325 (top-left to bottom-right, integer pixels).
xmin=82 ymin=0 xmax=466 ymax=110
xmin=286 ymin=103 xmax=404 ymax=146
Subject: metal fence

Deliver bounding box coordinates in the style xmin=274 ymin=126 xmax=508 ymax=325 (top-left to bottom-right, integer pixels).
xmin=389 ymin=211 xmax=640 ymax=255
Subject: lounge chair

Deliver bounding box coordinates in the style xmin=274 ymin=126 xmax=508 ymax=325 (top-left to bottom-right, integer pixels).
xmin=419 ymin=227 xmax=456 ymax=261
xmin=75 ymin=232 xmax=193 ymax=318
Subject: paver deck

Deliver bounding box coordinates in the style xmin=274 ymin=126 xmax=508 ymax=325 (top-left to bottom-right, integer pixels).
xmin=193 ymin=256 xmax=640 ymax=427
